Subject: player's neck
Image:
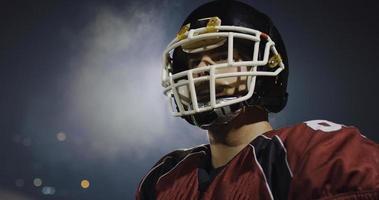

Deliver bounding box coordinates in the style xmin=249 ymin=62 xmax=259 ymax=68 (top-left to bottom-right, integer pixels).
xmin=207 ymin=107 xmax=272 ymax=169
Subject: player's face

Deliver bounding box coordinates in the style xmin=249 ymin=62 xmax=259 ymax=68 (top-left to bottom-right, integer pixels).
xmin=186 ymin=48 xmax=250 ymax=103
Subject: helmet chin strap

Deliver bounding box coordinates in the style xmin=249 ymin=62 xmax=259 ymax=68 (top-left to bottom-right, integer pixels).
xmin=188 ymin=103 xmax=244 ymax=130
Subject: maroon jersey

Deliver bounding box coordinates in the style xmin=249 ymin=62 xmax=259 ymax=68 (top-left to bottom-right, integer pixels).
xmin=136 ymin=120 xmax=379 ymax=199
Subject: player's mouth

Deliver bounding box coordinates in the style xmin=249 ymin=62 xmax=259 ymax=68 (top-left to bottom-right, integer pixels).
xmin=196 ymin=84 xmax=235 ymax=103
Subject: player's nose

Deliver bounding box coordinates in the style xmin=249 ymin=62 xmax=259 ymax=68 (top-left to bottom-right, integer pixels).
xmin=193 ymin=54 xmax=214 ymax=77
xmin=196 ymin=54 xmax=216 ymax=68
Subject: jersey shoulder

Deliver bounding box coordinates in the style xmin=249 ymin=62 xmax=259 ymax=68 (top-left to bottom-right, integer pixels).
xmin=266 ymin=119 xmax=365 ymax=141
xmin=136 ymin=144 xmax=208 ymax=200
xmin=264 ymin=119 xmax=376 ymax=170
xmin=265 ymin=120 xmax=379 ymax=199
xmin=264 ymin=119 xmax=373 ymax=154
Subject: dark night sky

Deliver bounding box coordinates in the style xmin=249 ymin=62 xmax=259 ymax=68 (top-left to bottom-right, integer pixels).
xmin=1 ymin=0 xmax=378 ymax=199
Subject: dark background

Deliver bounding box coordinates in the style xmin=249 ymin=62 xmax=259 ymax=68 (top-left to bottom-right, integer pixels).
xmin=1 ymin=0 xmax=378 ymax=199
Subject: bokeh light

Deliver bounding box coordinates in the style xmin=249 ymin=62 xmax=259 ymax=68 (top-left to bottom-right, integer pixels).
xmin=41 ymin=186 xmax=56 ymax=195
xmin=33 ymin=178 xmax=43 ymax=187
xmin=81 ymin=179 xmax=90 ymax=189
xmin=56 ymin=132 xmax=67 ymax=142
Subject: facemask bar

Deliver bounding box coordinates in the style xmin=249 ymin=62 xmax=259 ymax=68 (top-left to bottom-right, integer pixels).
xmin=161 ymin=25 xmax=285 ymax=117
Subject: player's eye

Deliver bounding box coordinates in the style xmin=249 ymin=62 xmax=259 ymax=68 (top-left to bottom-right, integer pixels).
xmin=212 ymin=53 xmax=228 ymax=62
xmin=188 ymin=58 xmax=202 ymax=69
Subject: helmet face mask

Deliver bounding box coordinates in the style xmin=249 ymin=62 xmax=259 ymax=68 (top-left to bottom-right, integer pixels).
xmin=162 ymin=24 xmax=284 ymax=113
xmin=161 ymin=1 xmax=289 ymax=128
xmin=177 ymin=45 xmax=251 ymax=104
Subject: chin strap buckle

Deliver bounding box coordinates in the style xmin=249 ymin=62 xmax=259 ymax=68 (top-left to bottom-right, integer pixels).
xmin=204 ymin=16 xmax=221 ymax=33
xmin=268 ymin=54 xmax=282 ymax=68
xmin=176 ymin=23 xmax=191 ymax=41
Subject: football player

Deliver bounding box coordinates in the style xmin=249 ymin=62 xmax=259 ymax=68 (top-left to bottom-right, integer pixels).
xmin=136 ymin=0 xmax=379 ymax=199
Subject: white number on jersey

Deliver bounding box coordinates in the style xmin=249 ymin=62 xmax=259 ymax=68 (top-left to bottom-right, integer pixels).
xmin=305 ymin=120 xmax=343 ymax=132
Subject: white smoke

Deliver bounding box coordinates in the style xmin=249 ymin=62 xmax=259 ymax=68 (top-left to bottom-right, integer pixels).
xmin=65 ymin=2 xmax=192 ymax=160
